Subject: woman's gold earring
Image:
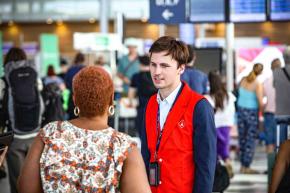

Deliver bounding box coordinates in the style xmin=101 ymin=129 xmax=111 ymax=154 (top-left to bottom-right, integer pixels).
xmin=74 ymin=106 xmax=80 ymax=116
xmin=108 ymin=105 xmax=115 ymax=116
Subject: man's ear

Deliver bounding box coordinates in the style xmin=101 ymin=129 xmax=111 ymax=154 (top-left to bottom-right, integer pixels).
xmin=178 ymin=64 xmax=186 ymax=75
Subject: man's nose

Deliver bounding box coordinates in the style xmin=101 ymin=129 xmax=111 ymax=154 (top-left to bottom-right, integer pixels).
xmin=154 ymin=65 xmax=162 ymax=75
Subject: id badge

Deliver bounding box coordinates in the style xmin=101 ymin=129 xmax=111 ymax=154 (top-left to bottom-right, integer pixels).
xmin=149 ymin=162 xmax=161 ymax=186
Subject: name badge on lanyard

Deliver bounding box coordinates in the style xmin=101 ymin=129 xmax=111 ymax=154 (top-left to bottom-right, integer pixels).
xmin=149 ymin=106 xmax=162 ymax=186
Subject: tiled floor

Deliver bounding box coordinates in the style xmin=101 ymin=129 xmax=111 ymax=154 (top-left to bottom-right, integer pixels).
xmin=224 ymin=144 xmax=268 ymax=193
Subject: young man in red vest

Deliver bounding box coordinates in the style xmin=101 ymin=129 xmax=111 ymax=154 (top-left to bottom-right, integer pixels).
xmin=140 ymin=36 xmax=217 ymax=193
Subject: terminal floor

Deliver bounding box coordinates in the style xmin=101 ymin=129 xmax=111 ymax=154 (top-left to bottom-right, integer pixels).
xmin=224 ymin=143 xmax=268 ymax=193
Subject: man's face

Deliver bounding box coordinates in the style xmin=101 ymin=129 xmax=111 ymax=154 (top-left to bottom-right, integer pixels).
xmin=150 ymin=51 xmax=185 ymax=91
xmin=127 ymin=46 xmax=137 ymax=54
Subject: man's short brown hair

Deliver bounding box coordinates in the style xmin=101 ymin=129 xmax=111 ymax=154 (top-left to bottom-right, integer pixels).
xmin=73 ymin=66 xmax=114 ymax=117
xmin=149 ymin=36 xmax=189 ymax=68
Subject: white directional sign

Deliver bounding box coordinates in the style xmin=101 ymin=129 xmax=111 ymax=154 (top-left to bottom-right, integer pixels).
xmin=162 ymin=9 xmax=174 ymax=20
xmin=149 ymin=0 xmax=186 ymax=24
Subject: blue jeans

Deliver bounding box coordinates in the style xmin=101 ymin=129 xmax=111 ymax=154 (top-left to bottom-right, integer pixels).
xmin=264 ymin=112 xmax=277 ymax=145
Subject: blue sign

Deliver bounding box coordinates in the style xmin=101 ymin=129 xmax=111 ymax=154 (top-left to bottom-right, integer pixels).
xmin=149 ymin=0 xmax=186 ymax=24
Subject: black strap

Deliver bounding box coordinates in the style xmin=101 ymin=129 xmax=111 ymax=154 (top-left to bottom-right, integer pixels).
xmin=123 ymin=58 xmax=138 ymax=75
xmin=0 ymin=78 xmax=9 ymax=132
xmin=154 ymin=106 xmax=162 ymax=160
xmin=282 ymin=68 xmax=290 ymax=82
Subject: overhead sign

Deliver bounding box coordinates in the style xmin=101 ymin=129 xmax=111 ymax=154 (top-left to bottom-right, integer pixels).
xmin=149 ymin=0 xmax=186 ymax=24
xmin=40 ymin=34 xmax=60 ymax=77
xmin=73 ymin=33 xmax=122 ymax=51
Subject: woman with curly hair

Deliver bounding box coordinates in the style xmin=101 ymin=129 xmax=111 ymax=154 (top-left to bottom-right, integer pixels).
xmin=18 ymin=66 xmax=151 ymax=193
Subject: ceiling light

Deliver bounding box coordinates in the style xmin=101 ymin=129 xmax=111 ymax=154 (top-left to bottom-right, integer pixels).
xmin=46 ymin=18 xmax=53 ymax=24
xmin=89 ymin=18 xmax=96 ymax=23
xmin=8 ymin=20 xmax=14 ymax=26
xmin=57 ymin=19 xmax=63 ymax=26
xmin=141 ymin=17 xmax=148 ymax=23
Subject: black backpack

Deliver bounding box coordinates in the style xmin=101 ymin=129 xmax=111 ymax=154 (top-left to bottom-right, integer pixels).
xmin=41 ymin=82 xmax=65 ymax=127
xmin=4 ymin=60 xmax=43 ymax=134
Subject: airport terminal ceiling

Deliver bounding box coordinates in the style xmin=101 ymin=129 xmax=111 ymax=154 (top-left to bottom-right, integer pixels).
xmin=0 ymin=0 xmax=149 ymax=22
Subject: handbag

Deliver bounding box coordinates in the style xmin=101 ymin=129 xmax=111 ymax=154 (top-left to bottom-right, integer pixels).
xmin=212 ymin=160 xmax=230 ymax=193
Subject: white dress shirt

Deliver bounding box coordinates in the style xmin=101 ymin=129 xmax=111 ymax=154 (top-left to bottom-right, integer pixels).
xmin=157 ymin=82 xmax=182 ymax=130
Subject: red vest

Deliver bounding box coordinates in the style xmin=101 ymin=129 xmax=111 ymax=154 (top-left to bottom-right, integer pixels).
xmin=145 ymin=83 xmax=203 ymax=193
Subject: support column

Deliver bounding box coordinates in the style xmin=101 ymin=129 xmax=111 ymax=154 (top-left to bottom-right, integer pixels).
xmin=159 ymin=24 xmax=166 ymax=37
xmin=225 ymin=23 xmax=234 ymax=91
xmin=100 ymin=0 xmax=109 ymax=33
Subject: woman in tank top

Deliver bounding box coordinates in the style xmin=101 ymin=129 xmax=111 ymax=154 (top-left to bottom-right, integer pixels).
xmin=237 ymin=63 xmax=263 ymax=174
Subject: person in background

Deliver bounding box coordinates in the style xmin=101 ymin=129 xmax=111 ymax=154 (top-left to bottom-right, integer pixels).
xmin=95 ymin=54 xmax=112 ymax=78
xmin=263 ymin=59 xmax=281 ymax=153
xmin=237 ymin=63 xmax=263 ymax=174
xmin=181 ymin=44 xmax=209 ymax=94
xmin=273 ymin=59 xmax=290 ymax=145
xmin=205 ymin=71 xmax=236 ymax=178
xmin=141 ymin=36 xmax=216 ymax=193
xmin=128 ymin=55 xmax=157 ymax=136
xmin=18 ymin=66 xmax=151 ymax=193
xmin=43 ymin=65 xmax=66 ymax=91
xmin=65 ymin=52 xmax=85 ymax=119
xmin=58 ymin=57 xmax=69 ymax=81
xmin=263 ymin=58 xmax=281 ymax=180
xmin=117 ymin=38 xmax=140 ymax=94
xmin=1 ymin=47 xmax=44 ymax=193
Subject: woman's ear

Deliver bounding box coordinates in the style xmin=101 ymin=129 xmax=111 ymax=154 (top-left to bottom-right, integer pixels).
xmin=73 ymin=94 xmax=76 ymax=106
xmin=110 ymin=93 xmax=115 ymax=106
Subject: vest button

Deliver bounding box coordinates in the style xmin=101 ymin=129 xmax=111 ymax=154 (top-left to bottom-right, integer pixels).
xmin=158 ymin=158 xmax=163 ymax=162
xmin=159 ymin=181 xmax=162 ymax=185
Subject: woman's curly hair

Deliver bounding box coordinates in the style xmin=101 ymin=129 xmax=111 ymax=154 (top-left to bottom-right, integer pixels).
xmin=72 ymin=66 xmax=114 ymax=117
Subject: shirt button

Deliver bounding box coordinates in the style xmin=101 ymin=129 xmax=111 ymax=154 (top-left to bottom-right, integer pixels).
xmin=159 ymin=181 xmax=162 ymax=185
xmin=159 ymin=158 xmax=163 ymax=162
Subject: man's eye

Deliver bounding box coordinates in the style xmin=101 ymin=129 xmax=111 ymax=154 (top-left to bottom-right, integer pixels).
xmin=161 ymin=64 xmax=169 ymax=68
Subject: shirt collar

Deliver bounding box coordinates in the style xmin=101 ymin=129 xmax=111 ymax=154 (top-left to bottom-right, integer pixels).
xmin=157 ymin=82 xmax=182 ymax=105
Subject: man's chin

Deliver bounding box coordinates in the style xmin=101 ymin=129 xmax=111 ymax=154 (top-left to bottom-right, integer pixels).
xmin=153 ymin=84 xmax=163 ymax=89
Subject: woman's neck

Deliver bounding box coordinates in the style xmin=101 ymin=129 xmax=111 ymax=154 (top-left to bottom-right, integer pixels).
xmin=71 ymin=115 xmax=109 ymax=131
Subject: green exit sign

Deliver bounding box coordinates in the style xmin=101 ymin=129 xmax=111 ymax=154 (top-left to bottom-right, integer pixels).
xmin=95 ymin=36 xmax=109 ymax=46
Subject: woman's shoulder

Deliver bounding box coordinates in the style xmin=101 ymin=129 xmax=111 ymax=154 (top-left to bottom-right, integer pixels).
xmin=228 ymin=92 xmax=236 ymax=102
xmin=39 ymin=121 xmax=59 ymax=138
xmin=112 ymin=129 xmax=135 ymax=141
xmin=111 ymin=130 xmax=137 ymax=148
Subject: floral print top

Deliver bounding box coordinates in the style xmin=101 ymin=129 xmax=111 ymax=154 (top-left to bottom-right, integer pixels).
xmin=39 ymin=121 xmax=136 ymax=193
